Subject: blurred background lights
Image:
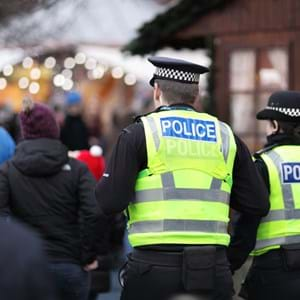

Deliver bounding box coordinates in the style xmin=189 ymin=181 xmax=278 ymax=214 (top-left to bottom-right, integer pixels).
xmin=30 ymin=67 xmax=41 ymax=80
xmin=22 ymin=57 xmax=34 ymax=69
xmin=124 ymin=73 xmax=137 ymax=86
xmin=3 ymin=64 xmax=14 ymax=76
xmin=44 ymin=56 xmax=56 ymax=69
xmin=85 ymin=57 xmax=97 ymax=70
xmin=92 ymin=66 xmax=105 ymax=79
xmin=0 ymin=78 xmax=7 ymax=90
xmin=18 ymin=77 xmax=30 ymax=89
xmin=75 ymin=52 xmax=86 ymax=64
xmin=53 ymin=74 xmax=65 ymax=87
xmin=29 ymin=82 xmax=40 ymax=94
xmin=62 ymin=69 xmax=73 ymax=79
xmin=62 ymin=78 xmax=74 ymax=91
xmin=64 ymin=57 xmax=76 ymax=69
xmin=111 ymin=66 xmax=124 ymax=79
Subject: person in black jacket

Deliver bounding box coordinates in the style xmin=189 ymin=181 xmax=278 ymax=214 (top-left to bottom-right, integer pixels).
xmin=0 ymin=98 xmax=99 ymax=300
xmin=0 ymin=219 xmax=56 ymax=300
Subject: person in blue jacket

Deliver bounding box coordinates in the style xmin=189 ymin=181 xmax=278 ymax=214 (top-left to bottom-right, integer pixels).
xmin=0 ymin=126 xmax=15 ymax=165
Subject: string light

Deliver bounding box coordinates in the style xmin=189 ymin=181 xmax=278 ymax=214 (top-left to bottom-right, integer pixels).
xmin=64 ymin=57 xmax=76 ymax=69
xmin=62 ymin=78 xmax=74 ymax=91
xmin=124 ymin=73 xmax=137 ymax=86
xmin=29 ymin=82 xmax=40 ymax=94
xmin=85 ymin=57 xmax=97 ymax=70
xmin=111 ymin=66 xmax=124 ymax=79
xmin=62 ymin=69 xmax=73 ymax=79
xmin=0 ymin=78 xmax=7 ymax=90
xmin=18 ymin=77 xmax=30 ymax=89
xmin=3 ymin=65 xmax=13 ymax=76
xmin=53 ymin=74 xmax=65 ymax=87
xmin=22 ymin=57 xmax=34 ymax=69
xmin=30 ymin=68 xmax=41 ymax=80
xmin=75 ymin=52 xmax=86 ymax=64
xmin=44 ymin=57 xmax=56 ymax=69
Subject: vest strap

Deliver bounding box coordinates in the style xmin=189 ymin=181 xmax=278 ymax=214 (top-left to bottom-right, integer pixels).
xmin=129 ymin=219 xmax=228 ymax=234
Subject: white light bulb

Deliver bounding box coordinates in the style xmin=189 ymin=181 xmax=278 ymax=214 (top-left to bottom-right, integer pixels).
xmin=30 ymin=68 xmax=41 ymax=80
xmin=111 ymin=67 xmax=124 ymax=79
xmin=29 ymin=82 xmax=40 ymax=94
xmin=53 ymin=74 xmax=65 ymax=87
xmin=22 ymin=57 xmax=34 ymax=69
xmin=3 ymin=65 xmax=13 ymax=76
xmin=124 ymin=73 xmax=137 ymax=86
xmin=44 ymin=57 xmax=56 ymax=69
xmin=18 ymin=77 xmax=30 ymax=89
xmin=0 ymin=77 xmax=7 ymax=90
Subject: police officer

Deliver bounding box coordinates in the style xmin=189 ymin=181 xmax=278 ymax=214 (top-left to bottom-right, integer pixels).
xmin=240 ymin=91 xmax=300 ymax=300
xmin=96 ymin=57 xmax=269 ymax=300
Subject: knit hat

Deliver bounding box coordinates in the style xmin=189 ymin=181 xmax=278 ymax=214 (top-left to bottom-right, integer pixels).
xmin=19 ymin=97 xmax=60 ymax=140
xmin=65 ymin=91 xmax=81 ymax=106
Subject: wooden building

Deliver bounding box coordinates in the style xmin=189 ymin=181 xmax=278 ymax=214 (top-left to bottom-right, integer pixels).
xmin=125 ymin=0 xmax=300 ymax=150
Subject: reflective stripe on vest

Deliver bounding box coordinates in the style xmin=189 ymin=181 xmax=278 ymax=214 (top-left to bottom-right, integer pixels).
xmin=253 ymin=146 xmax=300 ymax=255
xmin=127 ymin=110 xmax=237 ymax=247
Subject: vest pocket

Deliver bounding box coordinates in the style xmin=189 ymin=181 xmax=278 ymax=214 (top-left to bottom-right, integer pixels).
xmin=182 ymin=246 xmax=216 ymax=291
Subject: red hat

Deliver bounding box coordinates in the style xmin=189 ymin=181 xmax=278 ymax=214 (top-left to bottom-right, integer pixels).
xmin=77 ymin=146 xmax=105 ymax=180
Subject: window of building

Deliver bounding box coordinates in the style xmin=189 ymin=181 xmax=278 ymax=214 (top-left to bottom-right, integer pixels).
xmin=229 ymin=47 xmax=288 ymax=150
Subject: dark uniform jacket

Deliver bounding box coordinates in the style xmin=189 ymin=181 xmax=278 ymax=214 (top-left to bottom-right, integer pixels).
xmin=0 ymin=138 xmax=98 ymax=265
xmin=96 ymin=105 xmax=270 ymax=271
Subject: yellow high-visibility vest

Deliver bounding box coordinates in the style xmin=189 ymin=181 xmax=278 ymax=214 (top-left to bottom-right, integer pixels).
xmin=253 ymin=145 xmax=300 ymax=256
xmin=127 ymin=109 xmax=237 ymax=247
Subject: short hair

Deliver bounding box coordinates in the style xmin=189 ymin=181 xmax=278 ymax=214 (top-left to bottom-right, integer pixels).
xmin=155 ymin=79 xmax=200 ymax=105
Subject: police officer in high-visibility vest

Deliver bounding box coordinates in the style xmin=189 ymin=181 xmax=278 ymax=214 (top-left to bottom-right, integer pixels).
xmin=240 ymin=91 xmax=300 ymax=300
xmin=96 ymin=57 xmax=269 ymax=300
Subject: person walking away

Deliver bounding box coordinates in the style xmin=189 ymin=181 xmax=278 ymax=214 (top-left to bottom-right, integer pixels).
xmin=96 ymin=57 xmax=269 ymax=300
xmin=0 ymin=98 xmax=99 ymax=300
xmin=60 ymin=91 xmax=89 ymax=150
xmin=240 ymin=91 xmax=300 ymax=300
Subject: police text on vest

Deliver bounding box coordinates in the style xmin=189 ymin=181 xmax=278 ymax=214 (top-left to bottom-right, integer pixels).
xmin=281 ymin=163 xmax=300 ymax=183
xmin=160 ymin=117 xmax=217 ymax=142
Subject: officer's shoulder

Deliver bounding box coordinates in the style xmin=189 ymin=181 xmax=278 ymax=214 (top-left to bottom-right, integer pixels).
xmin=133 ymin=108 xmax=159 ymax=123
xmin=254 ymin=144 xmax=278 ymax=158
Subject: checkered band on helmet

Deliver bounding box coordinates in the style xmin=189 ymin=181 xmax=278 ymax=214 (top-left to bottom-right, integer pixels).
xmin=155 ymin=67 xmax=199 ymax=83
xmin=266 ymin=106 xmax=300 ymax=117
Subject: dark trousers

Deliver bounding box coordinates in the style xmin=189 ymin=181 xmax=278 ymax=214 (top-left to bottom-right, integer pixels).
xmin=240 ymin=250 xmax=300 ymax=300
xmin=120 ymin=248 xmax=233 ymax=300
xmin=48 ymin=262 xmax=90 ymax=300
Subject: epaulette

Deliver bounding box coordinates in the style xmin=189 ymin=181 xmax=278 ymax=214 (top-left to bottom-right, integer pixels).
xmin=254 ymin=143 xmax=279 ymax=158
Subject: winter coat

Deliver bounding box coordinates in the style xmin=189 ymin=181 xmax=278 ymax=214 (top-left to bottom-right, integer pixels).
xmin=0 ymin=138 xmax=98 ymax=265
xmin=60 ymin=115 xmax=89 ymax=150
xmin=0 ymin=219 xmax=56 ymax=300
xmin=0 ymin=127 xmax=15 ymax=165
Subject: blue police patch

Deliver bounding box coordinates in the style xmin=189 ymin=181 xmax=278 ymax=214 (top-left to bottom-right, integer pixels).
xmin=281 ymin=163 xmax=300 ymax=183
xmin=160 ymin=117 xmax=217 ymax=142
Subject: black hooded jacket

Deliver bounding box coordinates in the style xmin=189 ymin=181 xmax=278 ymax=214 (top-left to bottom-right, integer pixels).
xmin=0 ymin=138 xmax=98 ymax=265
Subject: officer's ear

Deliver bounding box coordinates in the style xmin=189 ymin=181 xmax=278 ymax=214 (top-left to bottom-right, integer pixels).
xmin=153 ymin=82 xmax=162 ymax=107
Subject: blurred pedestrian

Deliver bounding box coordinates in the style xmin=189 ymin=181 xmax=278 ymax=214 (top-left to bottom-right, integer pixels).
xmin=240 ymin=91 xmax=300 ymax=300
xmin=70 ymin=145 xmax=111 ymax=300
xmin=95 ymin=57 xmax=269 ymax=300
xmin=0 ymin=101 xmax=20 ymax=141
xmin=0 ymin=126 xmax=15 ymax=165
xmin=0 ymin=219 xmax=56 ymax=300
xmin=0 ymin=98 xmax=99 ymax=300
xmin=60 ymin=91 xmax=89 ymax=150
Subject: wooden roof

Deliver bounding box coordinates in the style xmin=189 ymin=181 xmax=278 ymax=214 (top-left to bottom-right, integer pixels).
xmin=123 ymin=0 xmax=233 ymax=55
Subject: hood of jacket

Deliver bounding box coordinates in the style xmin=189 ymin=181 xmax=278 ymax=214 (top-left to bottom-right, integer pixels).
xmin=12 ymin=138 xmax=69 ymax=176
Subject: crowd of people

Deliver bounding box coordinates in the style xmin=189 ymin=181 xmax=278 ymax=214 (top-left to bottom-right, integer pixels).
xmin=1 ymin=56 xmax=300 ymax=300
